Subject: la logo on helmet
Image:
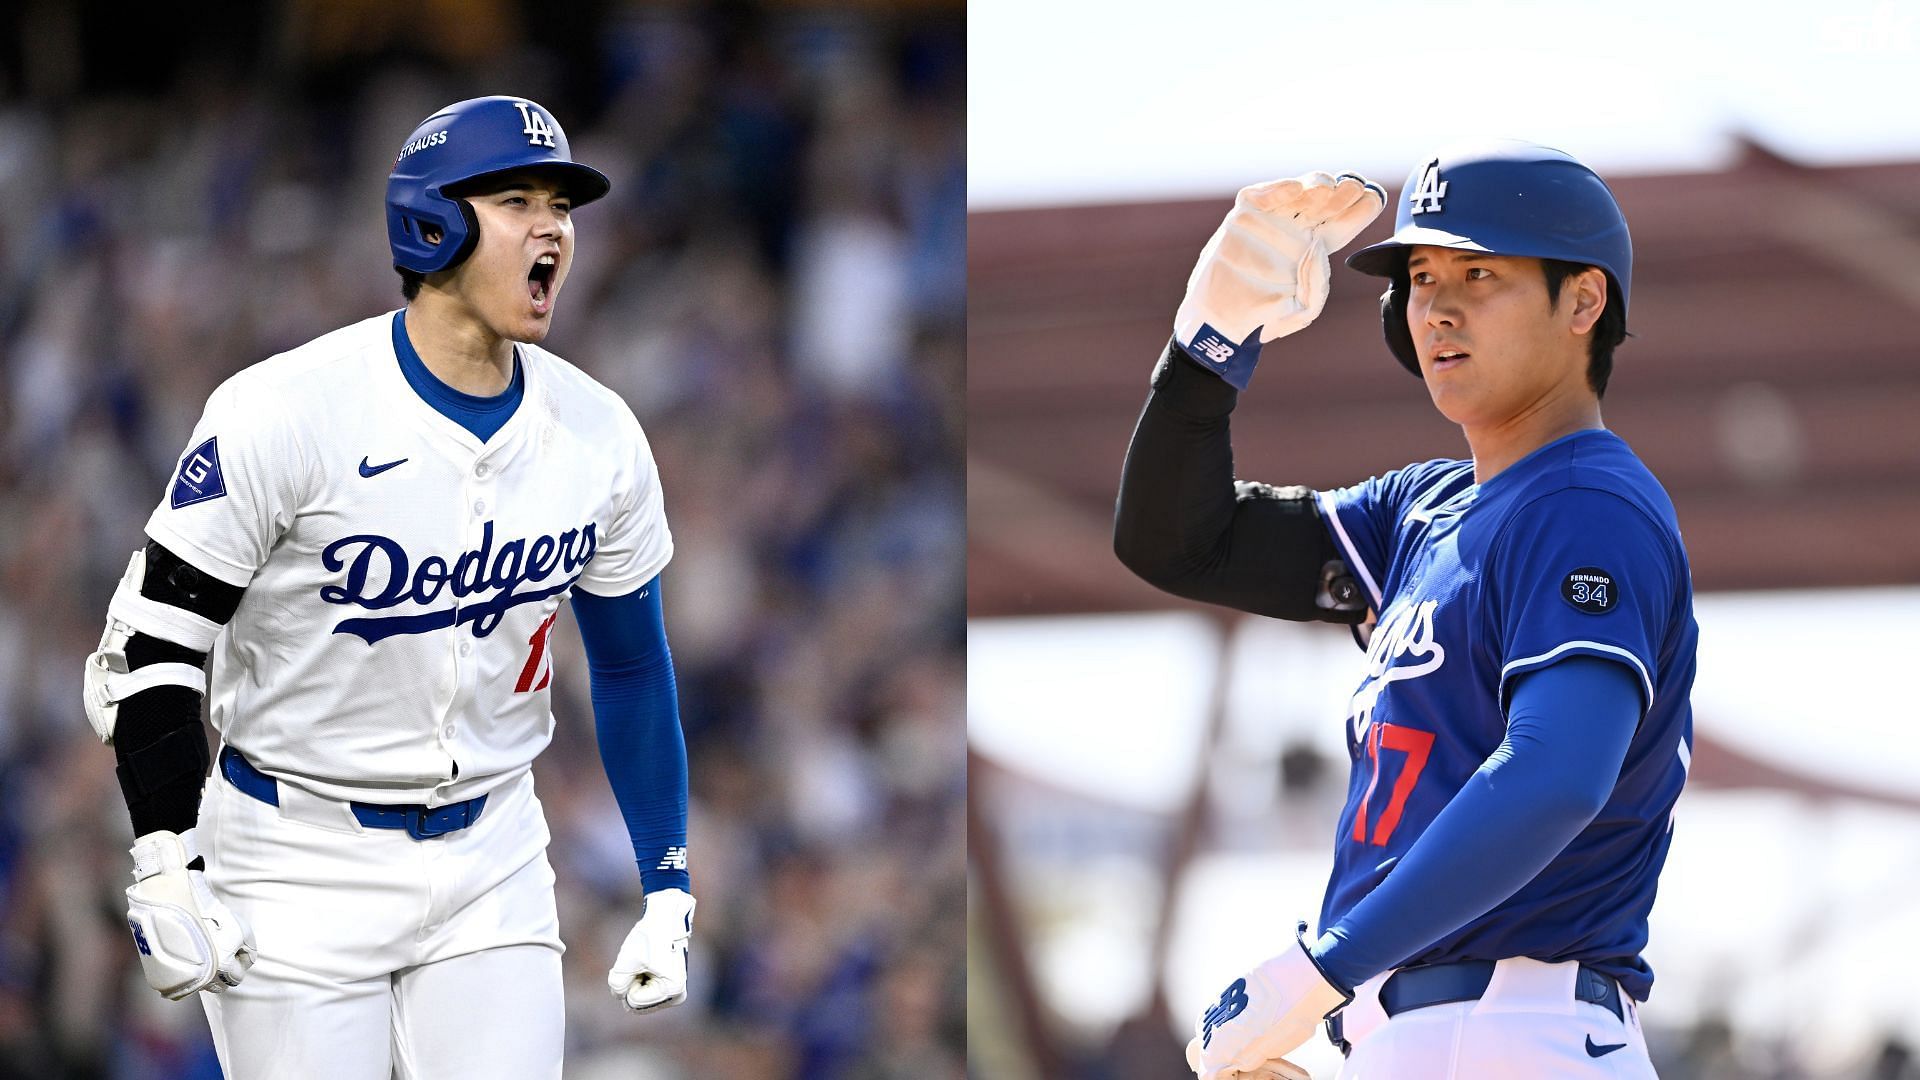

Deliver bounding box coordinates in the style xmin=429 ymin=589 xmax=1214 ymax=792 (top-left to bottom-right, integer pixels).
xmin=1409 ymin=159 xmax=1448 ymax=215
xmin=513 ymin=102 xmax=557 ymax=148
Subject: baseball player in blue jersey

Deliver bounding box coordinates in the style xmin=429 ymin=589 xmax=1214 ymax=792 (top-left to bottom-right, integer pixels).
xmin=82 ymin=96 xmax=694 ymax=1078
xmin=1115 ymin=141 xmax=1697 ymax=1078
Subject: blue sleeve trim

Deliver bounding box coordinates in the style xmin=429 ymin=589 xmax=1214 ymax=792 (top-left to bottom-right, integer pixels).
xmin=1499 ymin=640 xmax=1653 ymax=712
xmin=1309 ymin=656 xmax=1639 ymax=991
xmin=570 ymin=575 xmax=690 ymax=893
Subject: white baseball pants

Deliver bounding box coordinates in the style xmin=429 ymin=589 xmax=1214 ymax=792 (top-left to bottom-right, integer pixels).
xmin=1335 ymin=957 xmax=1658 ymax=1079
xmin=196 ymin=763 xmax=565 ymax=1079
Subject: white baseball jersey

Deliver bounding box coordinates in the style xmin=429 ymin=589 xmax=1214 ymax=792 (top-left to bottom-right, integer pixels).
xmin=146 ymin=311 xmax=671 ymax=806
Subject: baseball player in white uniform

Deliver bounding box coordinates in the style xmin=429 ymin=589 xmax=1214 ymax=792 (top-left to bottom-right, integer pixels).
xmin=82 ymin=96 xmax=694 ymax=1078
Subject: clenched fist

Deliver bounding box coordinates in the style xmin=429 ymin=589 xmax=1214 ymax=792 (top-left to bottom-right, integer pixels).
xmin=1174 ymin=172 xmax=1386 ymax=390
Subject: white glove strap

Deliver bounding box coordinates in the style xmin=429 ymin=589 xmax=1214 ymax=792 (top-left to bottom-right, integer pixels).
xmin=639 ymin=887 xmax=695 ymax=932
xmin=130 ymin=828 xmax=198 ymax=880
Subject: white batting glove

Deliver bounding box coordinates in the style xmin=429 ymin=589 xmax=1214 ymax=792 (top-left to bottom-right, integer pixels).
xmin=1185 ymin=928 xmax=1351 ymax=1080
xmin=608 ymin=887 xmax=695 ymax=1014
xmin=125 ymin=829 xmax=256 ymax=1000
xmin=1174 ymin=172 xmax=1386 ymax=390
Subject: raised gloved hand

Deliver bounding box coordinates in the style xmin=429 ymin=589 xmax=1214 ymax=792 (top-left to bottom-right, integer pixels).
xmin=1174 ymin=172 xmax=1386 ymax=390
xmin=1185 ymin=926 xmax=1352 ymax=1080
xmin=125 ymin=829 xmax=256 ymax=1000
xmin=608 ymin=887 xmax=695 ymax=1014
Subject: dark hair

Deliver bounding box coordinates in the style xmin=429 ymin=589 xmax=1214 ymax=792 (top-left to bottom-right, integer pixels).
xmin=398 ymin=268 xmax=424 ymax=301
xmin=1541 ymin=259 xmax=1626 ymax=398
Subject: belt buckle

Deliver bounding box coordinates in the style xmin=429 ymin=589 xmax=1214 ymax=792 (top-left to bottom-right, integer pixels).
xmin=403 ymin=807 xmax=449 ymax=841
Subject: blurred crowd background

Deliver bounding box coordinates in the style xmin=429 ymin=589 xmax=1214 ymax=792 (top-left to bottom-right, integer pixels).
xmin=0 ymin=2 xmax=963 ymax=1078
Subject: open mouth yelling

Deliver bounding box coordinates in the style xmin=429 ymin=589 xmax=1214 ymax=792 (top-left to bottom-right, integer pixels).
xmin=528 ymin=254 xmax=557 ymax=315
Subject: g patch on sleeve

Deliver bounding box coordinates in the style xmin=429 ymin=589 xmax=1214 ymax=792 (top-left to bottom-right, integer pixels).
xmin=1561 ymin=567 xmax=1618 ymax=614
xmin=170 ymin=436 xmax=228 ymax=509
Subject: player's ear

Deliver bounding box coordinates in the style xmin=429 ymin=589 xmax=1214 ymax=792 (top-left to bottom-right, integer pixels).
xmin=422 ymin=224 xmax=444 ymax=247
xmin=1567 ymin=267 xmax=1606 ymax=336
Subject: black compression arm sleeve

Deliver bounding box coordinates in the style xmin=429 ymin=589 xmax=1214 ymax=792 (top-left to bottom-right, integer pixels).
xmin=113 ymin=541 xmax=245 ymax=838
xmin=1114 ymin=339 xmax=1346 ymax=621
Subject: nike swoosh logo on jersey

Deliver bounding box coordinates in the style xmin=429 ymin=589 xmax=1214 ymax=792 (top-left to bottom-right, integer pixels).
xmin=1585 ymin=1035 xmax=1628 ymax=1058
xmin=1404 ymin=489 xmax=1470 ymax=525
xmin=358 ymin=456 xmax=408 ymax=478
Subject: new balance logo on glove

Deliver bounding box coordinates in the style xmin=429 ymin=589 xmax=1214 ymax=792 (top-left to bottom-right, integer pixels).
xmin=1194 ymin=335 xmax=1235 ymax=364
xmin=1179 ymin=323 xmax=1265 ymax=391
xmin=1169 ymin=172 xmax=1387 ymax=393
xmin=1200 ymin=978 xmax=1250 ymax=1048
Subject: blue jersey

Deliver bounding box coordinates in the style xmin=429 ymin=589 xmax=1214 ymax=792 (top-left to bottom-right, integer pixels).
xmin=1312 ymin=428 xmax=1696 ymax=1001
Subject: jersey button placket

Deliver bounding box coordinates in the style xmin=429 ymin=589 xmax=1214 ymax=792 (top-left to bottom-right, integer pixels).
xmin=446 ymin=458 xmax=492 ymax=758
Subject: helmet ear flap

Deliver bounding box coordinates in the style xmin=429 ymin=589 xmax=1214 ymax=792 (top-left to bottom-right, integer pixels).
xmin=1380 ymin=273 xmax=1421 ymax=377
xmin=393 ymin=197 xmax=481 ymax=275
xmin=441 ymin=198 xmax=482 ymax=272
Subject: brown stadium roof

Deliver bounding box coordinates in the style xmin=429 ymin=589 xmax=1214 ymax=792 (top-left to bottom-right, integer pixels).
xmin=968 ymin=141 xmax=1920 ymax=618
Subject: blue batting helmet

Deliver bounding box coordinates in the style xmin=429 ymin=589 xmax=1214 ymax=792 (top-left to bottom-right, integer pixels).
xmin=386 ymin=96 xmax=611 ymax=275
xmin=1345 ymin=139 xmax=1631 ymax=376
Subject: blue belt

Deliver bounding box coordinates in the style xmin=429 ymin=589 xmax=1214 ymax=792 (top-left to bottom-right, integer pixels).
xmin=219 ymin=745 xmax=486 ymax=841
xmin=1326 ymin=960 xmax=1624 ymax=1055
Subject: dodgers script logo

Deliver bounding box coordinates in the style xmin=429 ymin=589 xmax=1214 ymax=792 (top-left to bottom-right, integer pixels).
xmin=320 ymin=520 xmax=596 ymax=644
xmin=1348 ymin=597 xmax=1446 ymax=744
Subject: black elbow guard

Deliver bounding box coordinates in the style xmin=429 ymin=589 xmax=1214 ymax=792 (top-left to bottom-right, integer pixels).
xmin=1230 ymin=482 xmax=1369 ymax=625
xmin=142 ymin=541 xmax=245 ymax=623
xmin=86 ymin=542 xmax=243 ymax=838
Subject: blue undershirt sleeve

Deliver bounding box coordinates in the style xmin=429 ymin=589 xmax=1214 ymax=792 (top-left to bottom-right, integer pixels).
xmin=1308 ymin=655 xmax=1640 ymax=991
xmin=570 ymin=575 xmax=691 ymax=894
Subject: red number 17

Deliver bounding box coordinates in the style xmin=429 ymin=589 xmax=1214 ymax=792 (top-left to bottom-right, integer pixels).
xmin=1352 ymin=722 xmax=1435 ymax=846
xmin=514 ymin=612 xmax=559 ymax=693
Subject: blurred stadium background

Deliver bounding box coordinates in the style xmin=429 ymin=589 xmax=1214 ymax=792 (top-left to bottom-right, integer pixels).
xmin=967 ymin=3 xmax=1920 ymax=1078
xmin=0 ymin=2 xmax=962 ymax=1078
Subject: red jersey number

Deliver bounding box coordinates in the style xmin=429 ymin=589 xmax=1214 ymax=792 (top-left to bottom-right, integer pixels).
xmin=1351 ymin=722 xmax=1435 ymax=847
